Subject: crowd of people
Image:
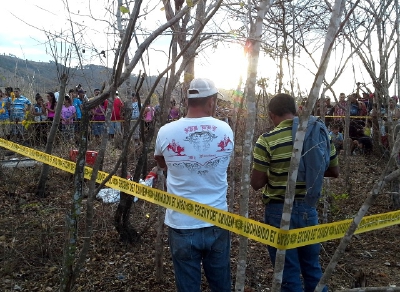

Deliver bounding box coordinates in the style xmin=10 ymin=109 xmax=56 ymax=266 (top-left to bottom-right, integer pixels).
xmin=0 ymin=86 xmax=163 ymax=145
xmin=0 ymin=84 xmax=238 ymax=148
xmin=305 ymin=91 xmax=400 ymax=155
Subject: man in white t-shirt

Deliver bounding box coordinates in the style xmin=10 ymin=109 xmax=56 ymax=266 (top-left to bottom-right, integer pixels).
xmin=154 ymin=78 xmax=234 ymax=292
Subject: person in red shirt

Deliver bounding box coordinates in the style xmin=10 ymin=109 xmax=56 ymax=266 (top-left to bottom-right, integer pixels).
xmin=104 ymin=91 xmax=124 ymax=139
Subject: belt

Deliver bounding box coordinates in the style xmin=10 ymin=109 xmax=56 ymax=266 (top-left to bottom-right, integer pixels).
xmin=267 ymin=198 xmax=305 ymax=205
xmin=268 ymin=199 xmax=284 ymax=204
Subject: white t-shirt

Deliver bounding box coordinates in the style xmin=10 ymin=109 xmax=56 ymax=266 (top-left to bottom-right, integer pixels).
xmin=155 ymin=117 xmax=234 ymax=229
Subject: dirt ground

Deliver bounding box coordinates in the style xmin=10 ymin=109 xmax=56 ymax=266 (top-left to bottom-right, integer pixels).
xmin=1 ymin=150 xmax=400 ymax=291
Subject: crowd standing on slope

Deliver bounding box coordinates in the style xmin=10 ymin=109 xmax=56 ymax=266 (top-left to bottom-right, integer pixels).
xmin=0 ymin=84 xmax=236 ymax=147
xmin=0 ymin=86 xmax=161 ymax=146
xmin=305 ymin=90 xmax=399 ymax=155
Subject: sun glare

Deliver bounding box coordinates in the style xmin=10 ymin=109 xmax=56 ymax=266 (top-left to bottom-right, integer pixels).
xmin=196 ymin=45 xmax=248 ymax=91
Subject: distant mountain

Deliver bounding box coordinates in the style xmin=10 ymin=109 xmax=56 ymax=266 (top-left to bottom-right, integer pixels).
xmin=0 ymin=54 xmax=166 ymax=101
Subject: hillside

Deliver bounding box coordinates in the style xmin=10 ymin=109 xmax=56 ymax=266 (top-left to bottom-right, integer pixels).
xmin=0 ymin=55 xmax=164 ymax=99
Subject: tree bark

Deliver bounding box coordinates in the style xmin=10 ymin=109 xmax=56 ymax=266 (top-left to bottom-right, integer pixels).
xmin=36 ymin=74 xmax=67 ymax=197
xmin=154 ymin=168 xmax=166 ymax=281
xmin=234 ymin=1 xmax=275 ymax=291
xmin=60 ymin=107 xmax=90 ymax=292
xmin=272 ymin=1 xmax=347 ymax=291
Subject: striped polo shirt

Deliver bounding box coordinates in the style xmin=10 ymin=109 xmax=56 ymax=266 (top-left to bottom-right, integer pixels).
xmin=253 ymin=119 xmax=338 ymax=204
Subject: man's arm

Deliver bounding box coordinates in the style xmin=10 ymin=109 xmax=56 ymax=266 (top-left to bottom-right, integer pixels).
xmin=154 ymin=155 xmax=167 ymax=169
xmin=250 ymin=169 xmax=268 ymax=191
xmin=324 ymin=165 xmax=339 ymax=178
xmin=326 ymin=131 xmax=340 ymax=178
xmin=31 ymin=106 xmax=39 ymax=116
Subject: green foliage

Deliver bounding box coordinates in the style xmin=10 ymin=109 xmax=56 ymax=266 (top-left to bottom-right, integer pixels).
xmin=329 ymin=192 xmax=349 ymax=215
xmin=332 ymin=193 xmax=349 ymax=200
xmin=186 ymin=0 xmax=194 ymax=7
xmin=119 ymin=6 xmax=129 ymax=14
xmin=21 ymin=202 xmax=41 ymax=210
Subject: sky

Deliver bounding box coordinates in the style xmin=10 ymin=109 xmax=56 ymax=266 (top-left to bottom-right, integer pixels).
xmin=1 ymin=0 xmax=395 ymax=98
xmin=1 ymin=0 xmax=248 ymax=90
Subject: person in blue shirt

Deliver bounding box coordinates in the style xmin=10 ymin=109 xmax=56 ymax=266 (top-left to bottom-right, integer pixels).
xmin=9 ymin=87 xmax=31 ymax=122
xmin=329 ymin=124 xmax=344 ymax=151
xmin=71 ymin=88 xmax=83 ymax=134
xmin=0 ymin=89 xmax=10 ymax=120
xmin=0 ymin=89 xmax=11 ymax=139
xmin=71 ymin=89 xmax=82 ymax=121
xmin=9 ymin=87 xmax=31 ymax=139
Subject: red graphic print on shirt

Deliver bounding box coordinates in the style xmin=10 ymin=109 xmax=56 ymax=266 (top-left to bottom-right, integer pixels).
xmin=217 ymin=135 xmax=232 ymax=151
xmin=167 ymin=139 xmax=185 ymax=156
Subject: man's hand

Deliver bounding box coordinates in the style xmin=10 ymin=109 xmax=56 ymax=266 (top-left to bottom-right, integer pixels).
xmin=324 ymin=165 xmax=339 ymax=178
xmin=250 ymin=169 xmax=268 ymax=191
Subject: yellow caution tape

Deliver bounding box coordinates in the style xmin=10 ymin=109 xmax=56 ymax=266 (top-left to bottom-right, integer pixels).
xmin=1 ymin=138 xmax=399 ymax=249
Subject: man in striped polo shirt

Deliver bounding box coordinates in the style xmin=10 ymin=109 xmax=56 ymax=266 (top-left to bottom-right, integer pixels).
xmin=9 ymin=88 xmax=31 ymax=122
xmin=251 ymin=93 xmax=339 ymax=292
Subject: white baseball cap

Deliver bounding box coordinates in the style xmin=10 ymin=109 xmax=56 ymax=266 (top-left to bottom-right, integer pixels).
xmin=187 ymin=78 xmax=219 ymax=98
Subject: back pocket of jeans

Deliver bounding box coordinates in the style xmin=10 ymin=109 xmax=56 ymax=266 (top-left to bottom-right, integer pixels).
xmin=169 ymin=229 xmax=193 ymax=261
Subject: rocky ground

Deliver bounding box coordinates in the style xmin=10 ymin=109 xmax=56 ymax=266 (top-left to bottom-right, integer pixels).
xmin=1 ymin=149 xmax=400 ymax=291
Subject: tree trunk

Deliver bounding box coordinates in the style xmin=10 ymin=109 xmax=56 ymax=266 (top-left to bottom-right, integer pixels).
xmin=235 ymin=1 xmax=274 ymax=291
xmin=117 ymin=0 xmax=134 ymax=228
xmin=113 ymin=112 xmax=141 ymax=243
xmin=392 ymin=0 xmax=400 ymax=209
xmin=344 ymin=101 xmax=352 ymax=193
xmin=161 ymin=0 xmax=216 ymax=118
xmin=155 ymin=169 xmax=166 ymax=281
xmin=273 ymin=1 xmax=347 ymax=291
xmin=161 ymin=35 xmax=178 ymax=124
xmin=113 ymin=104 xmax=140 ymax=244
xmin=112 ymin=69 xmax=163 ymax=244
xmin=60 ymin=108 xmax=90 ymax=292
xmin=228 ymin=77 xmax=243 ymax=213
xmin=113 ymin=74 xmax=154 ymax=243
xmin=36 ymin=74 xmax=67 ymax=197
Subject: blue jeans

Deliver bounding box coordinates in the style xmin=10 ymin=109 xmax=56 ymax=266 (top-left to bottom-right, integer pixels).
xmin=91 ymin=122 xmax=104 ymax=137
xmin=264 ymin=200 xmax=327 ymax=292
xmin=168 ymin=226 xmax=231 ymax=292
xmin=107 ymin=121 xmax=121 ymax=135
